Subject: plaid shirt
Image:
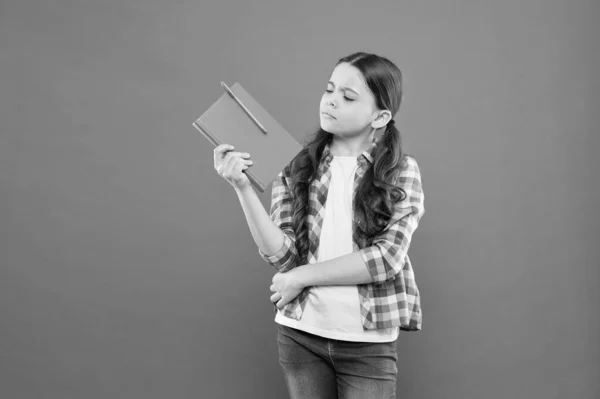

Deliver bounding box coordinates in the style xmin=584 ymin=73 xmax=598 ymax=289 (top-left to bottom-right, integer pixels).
xmin=259 ymin=141 xmax=425 ymax=331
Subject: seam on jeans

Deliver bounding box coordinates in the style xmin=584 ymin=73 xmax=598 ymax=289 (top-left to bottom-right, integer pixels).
xmin=328 ymin=340 xmax=336 ymax=369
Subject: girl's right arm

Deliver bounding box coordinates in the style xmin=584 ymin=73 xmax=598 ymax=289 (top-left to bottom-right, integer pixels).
xmin=234 ymin=184 xmax=285 ymax=256
xmin=214 ymin=144 xmax=298 ymax=271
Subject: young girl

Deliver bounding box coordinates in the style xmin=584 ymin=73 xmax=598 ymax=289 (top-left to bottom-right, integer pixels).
xmin=213 ymin=52 xmax=425 ymax=398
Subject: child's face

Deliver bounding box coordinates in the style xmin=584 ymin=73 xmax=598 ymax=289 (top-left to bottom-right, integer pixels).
xmin=319 ymin=62 xmax=379 ymax=137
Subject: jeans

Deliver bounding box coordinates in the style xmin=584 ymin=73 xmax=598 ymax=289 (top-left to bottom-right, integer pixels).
xmin=276 ymin=323 xmax=398 ymax=399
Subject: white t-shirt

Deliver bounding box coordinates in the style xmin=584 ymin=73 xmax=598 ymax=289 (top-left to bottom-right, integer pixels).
xmin=275 ymin=155 xmax=399 ymax=342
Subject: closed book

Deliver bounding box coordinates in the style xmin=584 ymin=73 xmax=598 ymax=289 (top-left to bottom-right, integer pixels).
xmin=193 ymin=82 xmax=302 ymax=192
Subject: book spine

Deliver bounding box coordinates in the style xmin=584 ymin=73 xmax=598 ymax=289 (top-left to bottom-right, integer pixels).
xmin=192 ymin=120 xmax=266 ymax=193
xmin=248 ymin=171 xmax=266 ymax=193
xmin=193 ymin=120 xmax=221 ymax=147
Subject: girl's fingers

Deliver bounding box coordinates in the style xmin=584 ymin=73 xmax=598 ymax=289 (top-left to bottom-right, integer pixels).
xmin=221 ymin=155 xmax=249 ymax=181
xmin=233 ymin=160 xmax=246 ymax=175
xmin=217 ymin=156 xmax=253 ymax=174
xmin=270 ymin=292 xmax=281 ymax=303
xmin=214 ymin=149 xmax=252 ymax=170
xmin=228 ymin=154 xmax=251 ymax=171
xmin=224 ymin=151 xmax=251 ymax=159
xmin=215 ymin=152 xmax=247 ymax=167
xmin=214 ymin=144 xmax=234 ymax=155
xmin=221 ymin=155 xmax=237 ymax=176
xmin=213 ymin=145 xmax=234 ymax=164
xmin=214 ymin=147 xmax=253 ymax=190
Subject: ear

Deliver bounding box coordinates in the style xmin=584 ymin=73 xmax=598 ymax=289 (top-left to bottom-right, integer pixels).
xmin=370 ymin=110 xmax=392 ymax=130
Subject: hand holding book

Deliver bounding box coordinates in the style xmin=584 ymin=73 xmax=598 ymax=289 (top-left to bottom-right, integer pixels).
xmin=193 ymin=82 xmax=302 ymax=193
xmin=213 ymin=144 xmax=254 ymax=191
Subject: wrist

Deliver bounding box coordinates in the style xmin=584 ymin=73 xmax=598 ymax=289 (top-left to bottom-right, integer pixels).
xmin=234 ymin=183 xmax=254 ymax=196
xmin=293 ymin=265 xmax=312 ymax=288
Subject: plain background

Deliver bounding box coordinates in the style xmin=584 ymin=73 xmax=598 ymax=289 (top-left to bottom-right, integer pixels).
xmin=1 ymin=0 xmax=598 ymax=398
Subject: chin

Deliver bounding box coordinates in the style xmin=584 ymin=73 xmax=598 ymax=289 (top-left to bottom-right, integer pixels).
xmin=320 ymin=124 xmax=336 ymax=134
xmin=320 ymin=119 xmax=336 ymax=133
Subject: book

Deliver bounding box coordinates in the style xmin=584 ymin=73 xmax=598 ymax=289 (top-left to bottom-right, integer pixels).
xmin=193 ymin=82 xmax=302 ymax=193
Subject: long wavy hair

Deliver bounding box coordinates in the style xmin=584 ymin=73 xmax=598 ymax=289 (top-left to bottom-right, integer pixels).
xmin=289 ymin=52 xmax=408 ymax=265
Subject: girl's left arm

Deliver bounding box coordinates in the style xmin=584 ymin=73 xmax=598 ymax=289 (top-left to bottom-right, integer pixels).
xmin=292 ymin=251 xmax=375 ymax=286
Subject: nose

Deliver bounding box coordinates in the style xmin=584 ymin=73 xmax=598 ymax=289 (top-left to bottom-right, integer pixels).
xmin=328 ymin=98 xmax=336 ymax=109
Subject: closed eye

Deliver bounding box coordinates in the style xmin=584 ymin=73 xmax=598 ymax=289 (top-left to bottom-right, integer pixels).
xmin=325 ymin=89 xmax=355 ymax=101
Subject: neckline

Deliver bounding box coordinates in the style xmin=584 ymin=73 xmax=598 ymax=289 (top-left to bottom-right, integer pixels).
xmin=333 ymin=155 xmax=358 ymax=160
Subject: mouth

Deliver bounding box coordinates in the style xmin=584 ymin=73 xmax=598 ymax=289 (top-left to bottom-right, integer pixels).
xmin=321 ymin=112 xmax=336 ymax=120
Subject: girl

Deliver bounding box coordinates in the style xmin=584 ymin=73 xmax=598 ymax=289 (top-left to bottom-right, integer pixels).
xmin=213 ymin=52 xmax=425 ymax=399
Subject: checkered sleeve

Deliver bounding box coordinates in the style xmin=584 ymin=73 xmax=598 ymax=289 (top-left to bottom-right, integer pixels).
xmin=257 ymin=166 xmax=299 ymax=272
xmin=359 ymin=156 xmax=425 ymax=283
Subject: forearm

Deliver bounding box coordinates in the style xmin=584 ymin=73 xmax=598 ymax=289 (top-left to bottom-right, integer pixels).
xmin=234 ymin=185 xmax=285 ymax=256
xmin=294 ymin=251 xmax=374 ymax=286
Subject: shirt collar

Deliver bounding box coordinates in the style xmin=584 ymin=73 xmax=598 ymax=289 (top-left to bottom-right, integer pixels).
xmin=322 ymin=141 xmax=377 ymax=166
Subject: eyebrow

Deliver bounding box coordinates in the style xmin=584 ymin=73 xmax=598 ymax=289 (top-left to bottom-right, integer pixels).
xmin=327 ymin=81 xmax=359 ymax=95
